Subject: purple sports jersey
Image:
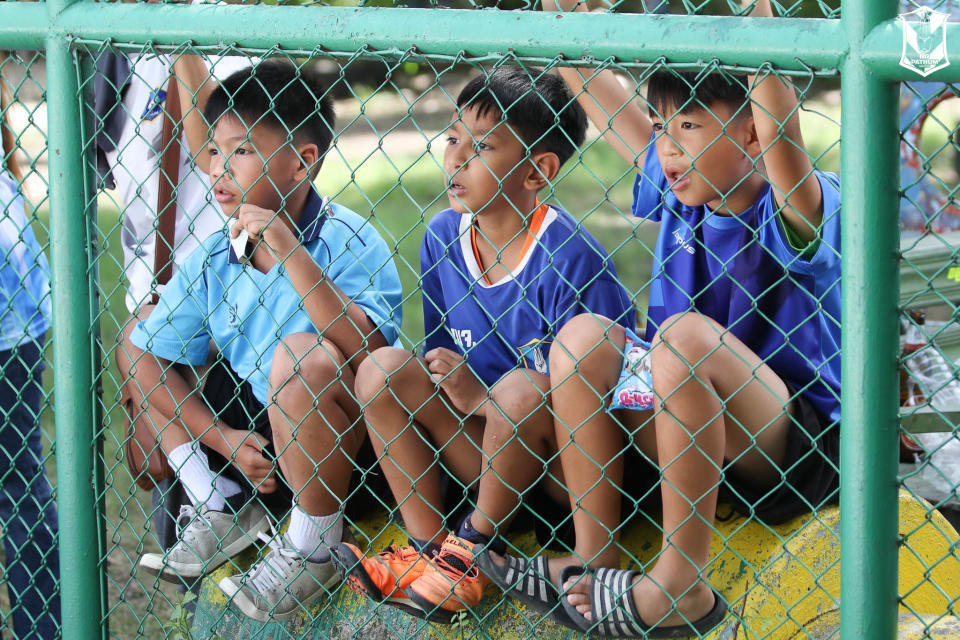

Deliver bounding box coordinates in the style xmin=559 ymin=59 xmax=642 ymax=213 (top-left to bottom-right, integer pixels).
xmin=633 ymin=142 xmax=842 ymax=423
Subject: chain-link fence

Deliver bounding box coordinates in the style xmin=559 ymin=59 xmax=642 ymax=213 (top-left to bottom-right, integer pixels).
xmin=0 ymin=0 xmax=959 ymax=639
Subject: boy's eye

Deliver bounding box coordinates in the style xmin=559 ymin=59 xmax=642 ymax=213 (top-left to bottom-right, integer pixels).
xmin=446 ymin=135 xmax=459 ymax=145
xmin=474 ymin=141 xmax=491 ymax=152
xmin=651 ymin=122 xmax=664 ymax=132
xmin=680 ymin=121 xmax=697 ymax=130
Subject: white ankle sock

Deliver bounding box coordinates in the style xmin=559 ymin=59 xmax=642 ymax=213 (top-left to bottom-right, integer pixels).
xmin=167 ymin=443 xmax=240 ymax=511
xmin=286 ymin=505 xmax=342 ymax=563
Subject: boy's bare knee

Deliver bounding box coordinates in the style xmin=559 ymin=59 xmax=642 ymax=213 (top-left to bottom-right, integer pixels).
xmin=270 ymin=332 xmax=346 ymax=397
xmin=653 ymin=312 xmax=721 ymax=365
xmin=551 ymin=313 xmax=624 ymax=383
xmin=487 ymin=369 xmax=550 ymax=438
xmin=354 ymin=346 xmax=414 ymax=406
xmin=650 ymin=312 xmax=724 ymax=383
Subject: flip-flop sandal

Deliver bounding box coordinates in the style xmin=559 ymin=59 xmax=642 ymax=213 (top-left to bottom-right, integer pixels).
xmin=558 ymin=566 xmax=728 ymax=639
xmin=474 ymin=549 xmax=578 ymax=630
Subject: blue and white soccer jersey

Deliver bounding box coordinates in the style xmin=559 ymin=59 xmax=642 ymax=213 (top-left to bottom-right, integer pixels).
xmin=421 ymin=206 xmax=635 ymax=388
xmin=131 ymin=188 xmax=403 ymax=405
xmin=632 ymin=141 xmax=842 ymax=424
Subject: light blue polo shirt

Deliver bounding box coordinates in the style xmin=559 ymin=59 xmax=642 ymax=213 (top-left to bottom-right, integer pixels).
xmin=0 ymin=170 xmax=51 ymax=351
xmin=131 ymin=188 xmax=402 ymax=405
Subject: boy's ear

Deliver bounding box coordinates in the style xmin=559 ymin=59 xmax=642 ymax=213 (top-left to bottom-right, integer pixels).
xmin=294 ymin=143 xmax=319 ymax=180
xmin=524 ymin=151 xmax=561 ymax=191
xmin=739 ymin=115 xmax=762 ymax=157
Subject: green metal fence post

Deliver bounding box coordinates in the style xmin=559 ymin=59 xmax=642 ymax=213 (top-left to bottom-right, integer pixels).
xmin=840 ymin=1 xmax=901 ymax=638
xmin=45 ymin=0 xmax=104 ymax=636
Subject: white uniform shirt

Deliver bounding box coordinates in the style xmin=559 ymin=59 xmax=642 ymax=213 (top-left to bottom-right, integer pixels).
xmin=105 ymin=53 xmax=249 ymax=311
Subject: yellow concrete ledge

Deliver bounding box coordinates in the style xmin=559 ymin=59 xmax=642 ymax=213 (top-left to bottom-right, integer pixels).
xmin=193 ymin=492 xmax=959 ymax=639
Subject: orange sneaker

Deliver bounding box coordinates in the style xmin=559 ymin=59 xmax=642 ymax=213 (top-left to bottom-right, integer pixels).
xmin=332 ymin=542 xmax=431 ymax=617
xmin=404 ymin=534 xmax=491 ymax=623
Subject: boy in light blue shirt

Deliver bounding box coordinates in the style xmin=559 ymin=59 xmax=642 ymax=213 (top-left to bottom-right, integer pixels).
xmin=128 ymin=59 xmax=402 ymax=622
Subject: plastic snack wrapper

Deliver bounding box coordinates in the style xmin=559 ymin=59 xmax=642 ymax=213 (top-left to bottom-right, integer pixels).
xmin=610 ymin=328 xmax=655 ymax=411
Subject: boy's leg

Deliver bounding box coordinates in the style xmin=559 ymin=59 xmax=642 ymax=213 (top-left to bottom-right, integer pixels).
xmin=0 ymin=338 xmax=61 ymax=639
xmin=132 ymin=332 xmax=269 ymax=582
xmin=356 ymin=346 xmax=484 ymax=547
xmin=402 ymin=367 xmax=565 ymax=619
xmin=469 ymin=368 xmax=564 ymax=540
xmin=565 ymin=311 xmax=793 ymax=628
xmin=546 ymin=314 xmax=655 ymax=575
xmin=117 ymin=308 xmax=191 ymax=459
xmin=268 ymin=332 xmax=364 ymax=554
xmin=350 ymin=346 xmax=487 ymax=620
xmin=218 ymin=332 xmax=364 ymax=622
xmin=117 ymin=309 xmax=241 ymax=509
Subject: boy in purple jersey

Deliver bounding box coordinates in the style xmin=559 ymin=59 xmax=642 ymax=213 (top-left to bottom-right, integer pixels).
xmin=332 ymin=66 xmax=641 ymax=622
xmin=479 ymin=1 xmax=841 ymax=637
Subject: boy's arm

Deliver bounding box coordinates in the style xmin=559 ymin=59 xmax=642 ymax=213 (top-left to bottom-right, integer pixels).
xmin=743 ymin=0 xmax=823 ymax=242
xmin=234 ymin=204 xmax=387 ymax=371
xmin=283 ymin=245 xmax=387 ymax=368
xmin=132 ymin=350 xmax=277 ymax=489
xmin=172 ymin=54 xmax=216 ymax=175
xmin=542 ymin=0 xmax=653 ymax=170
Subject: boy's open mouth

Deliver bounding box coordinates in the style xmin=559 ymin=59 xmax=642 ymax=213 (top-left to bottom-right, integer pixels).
xmin=213 ymin=186 xmax=235 ymax=203
xmin=665 ymin=167 xmax=690 ymax=191
xmin=447 ymin=180 xmax=465 ymax=196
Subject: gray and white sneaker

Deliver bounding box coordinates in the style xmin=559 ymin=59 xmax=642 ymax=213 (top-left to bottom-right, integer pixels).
xmin=218 ymin=528 xmax=342 ymax=622
xmin=139 ymin=502 xmax=270 ymax=582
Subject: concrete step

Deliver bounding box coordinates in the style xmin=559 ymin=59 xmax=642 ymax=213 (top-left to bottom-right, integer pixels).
xmin=190 ymin=492 xmax=960 ymax=639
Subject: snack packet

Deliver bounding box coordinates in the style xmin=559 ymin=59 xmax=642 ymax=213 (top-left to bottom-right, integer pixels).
xmin=610 ymin=329 xmax=655 ymax=411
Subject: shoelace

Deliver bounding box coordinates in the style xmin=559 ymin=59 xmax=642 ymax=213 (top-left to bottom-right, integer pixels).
xmin=176 ymin=505 xmax=211 ymax=544
xmin=248 ymin=526 xmax=301 ymax=594
xmin=432 ymin=549 xmax=476 ymax=581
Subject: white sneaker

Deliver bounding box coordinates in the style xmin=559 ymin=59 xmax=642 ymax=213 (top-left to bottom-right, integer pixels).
xmin=219 ymin=527 xmax=342 ymax=622
xmin=139 ymin=502 xmax=270 ymax=582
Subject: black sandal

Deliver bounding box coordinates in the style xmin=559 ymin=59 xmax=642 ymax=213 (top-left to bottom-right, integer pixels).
xmin=474 ymin=549 xmax=578 ymax=629
xmin=558 ymin=566 xmax=728 ymax=638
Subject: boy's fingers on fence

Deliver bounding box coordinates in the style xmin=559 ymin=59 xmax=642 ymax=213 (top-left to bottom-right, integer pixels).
xmin=741 ymin=0 xmax=772 ymax=17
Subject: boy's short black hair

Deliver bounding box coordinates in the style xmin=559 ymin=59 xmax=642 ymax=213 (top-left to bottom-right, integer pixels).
xmin=646 ymin=69 xmax=748 ymax=118
xmin=456 ymin=66 xmax=587 ymax=167
xmin=204 ymin=59 xmax=335 ymax=171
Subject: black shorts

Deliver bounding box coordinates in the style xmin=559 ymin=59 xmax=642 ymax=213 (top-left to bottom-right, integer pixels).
xmin=719 ymin=388 xmax=840 ymax=525
xmin=200 ymin=360 xmax=292 ymax=515
xmin=526 ymin=446 xmax=662 ymax=551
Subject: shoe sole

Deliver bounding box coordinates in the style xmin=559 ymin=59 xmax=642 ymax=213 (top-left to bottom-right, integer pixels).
xmin=332 ymin=543 xmax=387 ymax=601
xmin=219 ymin=570 xmax=341 ymax=623
xmin=139 ymin=513 xmax=271 ymax=584
xmin=403 ymin=587 xmax=461 ymax=624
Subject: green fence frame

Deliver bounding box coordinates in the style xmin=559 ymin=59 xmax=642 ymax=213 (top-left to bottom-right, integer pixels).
xmin=0 ymin=0 xmax=954 ymax=638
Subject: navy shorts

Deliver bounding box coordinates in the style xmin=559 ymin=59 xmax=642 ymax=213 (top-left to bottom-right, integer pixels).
xmin=199 ymin=359 xmax=291 ymax=515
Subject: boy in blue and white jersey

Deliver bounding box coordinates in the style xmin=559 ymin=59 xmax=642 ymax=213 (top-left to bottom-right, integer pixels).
xmin=481 ymin=1 xmax=841 ymax=637
xmin=334 ymin=66 xmax=637 ymax=622
xmin=129 ymin=60 xmax=402 ymax=622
